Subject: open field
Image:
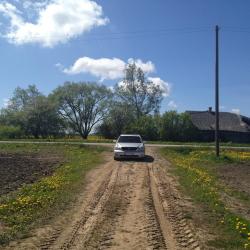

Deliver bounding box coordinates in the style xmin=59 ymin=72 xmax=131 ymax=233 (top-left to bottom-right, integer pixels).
xmin=0 ymin=143 xmax=105 ymax=246
xmin=160 ymin=147 xmax=250 ymax=249
xmin=0 ymin=143 xmax=250 ymax=249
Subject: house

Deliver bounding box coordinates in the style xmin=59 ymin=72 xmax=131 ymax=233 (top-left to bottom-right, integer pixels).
xmin=186 ymin=108 xmax=250 ymax=143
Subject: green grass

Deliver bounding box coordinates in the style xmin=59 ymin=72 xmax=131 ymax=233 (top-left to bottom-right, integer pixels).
xmin=1 ymin=138 xmax=250 ymax=149
xmin=160 ymin=147 xmax=250 ymax=249
xmin=0 ymin=143 xmax=106 ymax=245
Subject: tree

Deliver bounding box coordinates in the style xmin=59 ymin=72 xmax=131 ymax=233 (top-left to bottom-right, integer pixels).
xmin=115 ymin=63 xmax=163 ymax=119
xmin=24 ymin=96 xmax=64 ymax=138
xmin=160 ymin=111 xmax=181 ymax=141
xmin=159 ymin=111 xmax=199 ymax=141
xmin=52 ymin=82 xmax=112 ymax=139
xmin=178 ymin=113 xmax=199 ymax=141
xmin=126 ymin=115 xmax=160 ymax=140
xmin=8 ymin=85 xmax=42 ymax=111
xmin=96 ymin=102 xmax=134 ymax=138
xmin=1 ymin=85 xmax=63 ymax=138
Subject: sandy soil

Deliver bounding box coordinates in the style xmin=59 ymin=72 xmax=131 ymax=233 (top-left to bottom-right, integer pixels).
xmin=3 ymin=148 xmax=201 ymax=250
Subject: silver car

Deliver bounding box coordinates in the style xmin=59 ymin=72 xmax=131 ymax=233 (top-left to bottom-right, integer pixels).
xmin=114 ymin=134 xmax=145 ymax=160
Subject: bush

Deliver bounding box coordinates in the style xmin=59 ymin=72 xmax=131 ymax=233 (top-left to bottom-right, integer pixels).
xmin=125 ymin=115 xmax=160 ymax=140
xmin=0 ymin=126 xmax=24 ymax=139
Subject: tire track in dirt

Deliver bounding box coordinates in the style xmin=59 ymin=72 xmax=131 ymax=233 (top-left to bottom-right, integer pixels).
xmin=143 ymin=164 xmax=168 ymax=249
xmin=41 ymin=164 xmax=120 ymax=250
xmin=84 ymin=162 xmax=133 ymax=249
xmin=148 ymin=148 xmax=200 ymax=250
xmin=107 ymin=162 xmax=166 ymax=250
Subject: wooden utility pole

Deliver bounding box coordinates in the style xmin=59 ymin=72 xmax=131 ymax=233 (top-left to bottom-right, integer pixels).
xmin=215 ymin=25 xmax=220 ymax=157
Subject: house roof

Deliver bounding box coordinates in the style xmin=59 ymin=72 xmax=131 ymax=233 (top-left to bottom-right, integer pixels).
xmin=186 ymin=110 xmax=250 ymax=132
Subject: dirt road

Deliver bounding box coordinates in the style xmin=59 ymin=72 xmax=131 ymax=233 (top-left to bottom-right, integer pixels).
xmin=5 ymin=148 xmax=200 ymax=250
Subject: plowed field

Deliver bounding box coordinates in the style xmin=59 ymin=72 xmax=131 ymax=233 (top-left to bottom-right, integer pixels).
xmin=0 ymin=153 xmax=62 ymax=196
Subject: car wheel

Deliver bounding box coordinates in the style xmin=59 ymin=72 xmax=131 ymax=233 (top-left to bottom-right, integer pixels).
xmin=114 ymin=156 xmax=119 ymax=161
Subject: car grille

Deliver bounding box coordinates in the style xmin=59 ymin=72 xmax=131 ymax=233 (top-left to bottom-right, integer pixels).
xmin=121 ymin=147 xmax=138 ymax=151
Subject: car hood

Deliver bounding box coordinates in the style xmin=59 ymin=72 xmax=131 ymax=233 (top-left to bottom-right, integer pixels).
xmin=116 ymin=142 xmax=143 ymax=148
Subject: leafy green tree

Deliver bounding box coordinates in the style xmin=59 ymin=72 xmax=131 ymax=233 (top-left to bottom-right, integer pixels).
xmin=178 ymin=112 xmax=199 ymax=141
xmin=52 ymin=82 xmax=112 ymax=139
xmin=115 ymin=63 xmax=163 ymax=119
xmin=160 ymin=111 xmax=198 ymax=141
xmin=8 ymin=85 xmax=42 ymax=111
xmin=160 ymin=111 xmax=181 ymax=141
xmin=1 ymin=85 xmax=63 ymax=138
xmin=0 ymin=125 xmax=23 ymax=139
xmin=126 ymin=115 xmax=160 ymax=140
xmin=24 ymin=96 xmax=64 ymax=138
xmin=97 ymin=102 xmax=134 ymax=138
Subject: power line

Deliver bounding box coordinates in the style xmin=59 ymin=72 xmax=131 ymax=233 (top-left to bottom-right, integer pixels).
xmin=222 ymin=26 xmax=250 ymax=34
xmin=0 ymin=27 xmax=212 ymax=42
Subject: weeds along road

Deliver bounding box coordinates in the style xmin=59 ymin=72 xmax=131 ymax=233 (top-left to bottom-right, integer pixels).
xmin=5 ymin=148 xmax=200 ymax=250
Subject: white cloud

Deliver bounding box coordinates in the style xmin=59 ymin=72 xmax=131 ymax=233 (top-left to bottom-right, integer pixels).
xmin=127 ymin=58 xmax=155 ymax=74
xmin=148 ymin=77 xmax=171 ymax=97
xmin=232 ymin=108 xmax=240 ymax=115
xmin=61 ymin=56 xmax=171 ymax=98
xmin=63 ymin=57 xmax=155 ymax=80
xmin=22 ymin=0 xmax=50 ymax=10
xmin=55 ymin=62 xmax=64 ymax=71
xmin=168 ymin=100 xmax=177 ymax=110
xmin=64 ymin=57 xmax=125 ymax=80
xmin=0 ymin=0 xmax=109 ymax=47
xmin=3 ymin=98 xmax=10 ymax=107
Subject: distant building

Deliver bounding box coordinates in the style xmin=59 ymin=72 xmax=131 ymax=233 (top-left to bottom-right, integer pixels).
xmin=186 ymin=108 xmax=250 ymax=143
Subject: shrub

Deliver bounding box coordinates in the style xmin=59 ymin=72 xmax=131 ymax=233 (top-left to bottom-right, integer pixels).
xmin=0 ymin=125 xmax=24 ymax=139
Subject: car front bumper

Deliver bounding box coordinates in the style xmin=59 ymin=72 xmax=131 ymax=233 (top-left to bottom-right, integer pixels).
xmin=114 ymin=149 xmax=145 ymax=158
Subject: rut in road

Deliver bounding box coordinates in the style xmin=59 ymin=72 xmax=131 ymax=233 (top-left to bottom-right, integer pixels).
xmin=3 ymin=149 xmax=201 ymax=250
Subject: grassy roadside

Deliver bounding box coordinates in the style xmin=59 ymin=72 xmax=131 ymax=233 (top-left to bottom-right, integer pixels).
xmin=0 ymin=143 xmax=106 ymax=245
xmin=148 ymin=140 xmax=250 ymax=147
xmin=0 ymin=138 xmax=114 ymax=144
xmin=1 ymin=138 xmax=250 ymax=149
xmin=160 ymin=147 xmax=250 ymax=249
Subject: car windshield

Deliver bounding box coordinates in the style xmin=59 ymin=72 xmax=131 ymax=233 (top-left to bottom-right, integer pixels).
xmin=118 ymin=136 xmax=142 ymax=143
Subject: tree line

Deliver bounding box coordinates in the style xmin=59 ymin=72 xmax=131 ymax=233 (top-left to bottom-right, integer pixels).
xmin=0 ymin=63 xmax=199 ymax=141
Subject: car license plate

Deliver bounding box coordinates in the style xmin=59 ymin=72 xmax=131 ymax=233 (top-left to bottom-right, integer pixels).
xmin=124 ymin=151 xmax=133 ymax=156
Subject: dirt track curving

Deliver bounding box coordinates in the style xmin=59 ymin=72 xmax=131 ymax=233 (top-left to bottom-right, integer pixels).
xmin=4 ymin=148 xmax=200 ymax=250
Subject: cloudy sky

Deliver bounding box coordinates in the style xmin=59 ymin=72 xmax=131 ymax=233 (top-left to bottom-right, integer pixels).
xmin=0 ymin=0 xmax=250 ymax=115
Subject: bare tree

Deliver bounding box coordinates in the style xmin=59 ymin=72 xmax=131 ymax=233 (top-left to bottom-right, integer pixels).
xmin=115 ymin=63 xmax=163 ymax=118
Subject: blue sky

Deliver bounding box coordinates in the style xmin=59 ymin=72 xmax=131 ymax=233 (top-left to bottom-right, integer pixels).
xmin=0 ymin=0 xmax=250 ymax=116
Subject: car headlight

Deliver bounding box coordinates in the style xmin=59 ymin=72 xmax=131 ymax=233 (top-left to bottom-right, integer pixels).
xmin=114 ymin=145 xmax=122 ymax=150
xmin=137 ymin=144 xmax=144 ymax=151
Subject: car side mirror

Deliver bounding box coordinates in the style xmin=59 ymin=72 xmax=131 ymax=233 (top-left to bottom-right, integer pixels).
xmin=143 ymin=141 xmax=147 ymax=144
